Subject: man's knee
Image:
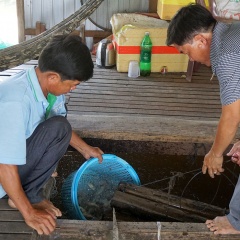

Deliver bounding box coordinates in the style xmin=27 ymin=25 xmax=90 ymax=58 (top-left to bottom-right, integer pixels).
xmin=44 ymin=116 xmax=72 ymax=140
xmin=28 ymin=116 xmax=72 ymax=149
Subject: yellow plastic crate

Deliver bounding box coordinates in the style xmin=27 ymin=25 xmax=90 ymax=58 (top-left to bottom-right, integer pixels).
xmin=157 ymin=0 xmax=209 ymax=20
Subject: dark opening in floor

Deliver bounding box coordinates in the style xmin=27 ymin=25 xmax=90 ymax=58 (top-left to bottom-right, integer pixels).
xmin=51 ymin=138 xmax=238 ymax=222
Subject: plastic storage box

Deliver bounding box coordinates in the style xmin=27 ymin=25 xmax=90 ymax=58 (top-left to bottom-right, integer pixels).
xmin=111 ymin=13 xmax=189 ymax=73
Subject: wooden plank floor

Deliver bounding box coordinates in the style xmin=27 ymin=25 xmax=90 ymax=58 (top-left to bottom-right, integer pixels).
xmin=2 ymin=58 xmax=240 ymax=239
xmin=0 ymin=58 xmax=225 ymax=143
xmin=67 ymin=57 xmax=226 ymax=143
xmin=0 ymin=199 xmax=37 ymax=239
xmin=2 ymin=57 xmax=238 ymax=144
xmin=69 ymin=64 xmax=220 ymax=120
xmin=1 ymin=198 xmax=240 ymax=240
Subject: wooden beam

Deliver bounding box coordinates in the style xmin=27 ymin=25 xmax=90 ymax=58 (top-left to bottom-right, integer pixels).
xmin=35 ymin=21 xmax=46 ymax=35
xmin=71 ymin=29 xmax=112 ymax=45
xmin=24 ymin=28 xmax=36 ymax=36
xmin=71 ymin=30 xmax=112 ymax=38
xmin=0 ymin=222 xmax=33 ymax=234
xmin=16 ymin=0 xmax=25 ymax=43
xmin=53 ymin=219 xmax=240 ymax=239
xmin=0 ymin=234 xmax=33 ymax=240
xmin=111 ymin=183 xmax=228 ymax=222
xmin=149 ymin=0 xmax=158 ymax=13
xmin=25 ymin=22 xmax=46 ymax=36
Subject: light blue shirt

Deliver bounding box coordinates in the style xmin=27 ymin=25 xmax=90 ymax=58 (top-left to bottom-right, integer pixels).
xmin=0 ymin=66 xmax=66 ymax=198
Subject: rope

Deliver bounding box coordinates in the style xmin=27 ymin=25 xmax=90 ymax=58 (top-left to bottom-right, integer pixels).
xmin=141 ymin=168 xmax=200 ymax=187
xmin=140 ymin=143 xmax=238 ymax=210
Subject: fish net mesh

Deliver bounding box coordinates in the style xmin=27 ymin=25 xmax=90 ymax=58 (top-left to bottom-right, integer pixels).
xmin=62 ymin=155 xmax=140 ymax=220
xmin=78 ymin=161 xmax=135 ymax=220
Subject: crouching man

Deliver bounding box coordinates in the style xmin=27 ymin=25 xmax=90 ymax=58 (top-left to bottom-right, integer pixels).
xmin=0 ymin=34 xmax=103 ymax=235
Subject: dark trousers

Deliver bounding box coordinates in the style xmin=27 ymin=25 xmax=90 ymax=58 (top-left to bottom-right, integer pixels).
xmin=18 ymin=116 xmax=72 ymax=204
xmin=227 ymin=175 xmax=240 ymax=230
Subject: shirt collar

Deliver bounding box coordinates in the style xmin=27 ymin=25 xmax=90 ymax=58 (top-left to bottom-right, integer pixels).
xmin=210 ymin=22 xmax=229 ymax=75
xmin=27 ymin=66 xmax=48 ymax=104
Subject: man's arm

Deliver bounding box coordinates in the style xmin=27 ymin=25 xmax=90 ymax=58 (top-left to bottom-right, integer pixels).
xmin=202 ymin=99 xmax=240 ymax=178
xmin=70 ymin=130 xmax=103 ymax=162
xmin=0 ymin=164 xmax=56 ymax=235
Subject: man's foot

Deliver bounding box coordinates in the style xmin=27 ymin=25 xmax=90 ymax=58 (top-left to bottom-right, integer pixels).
xmin=206 ymin=216 xmax=240 ymax=235
xmin=8 ymin=198 xmax=62 ymax=217
xmin=8 ymin=198 xmax=17 ymax=209
xmin=51 ymin=171 xmax=58 ymax=178
xmin=33 ymin=199 xmax=62 ymax=217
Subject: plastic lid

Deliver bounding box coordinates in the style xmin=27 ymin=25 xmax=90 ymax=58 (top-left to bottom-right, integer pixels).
xmin=145 ymin=32 xmax=150 ymax=35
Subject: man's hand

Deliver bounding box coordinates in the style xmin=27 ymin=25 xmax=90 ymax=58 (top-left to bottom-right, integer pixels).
xmin=227 ymin=141 xmax=240 ymax=166
xmin=8 ymin=198 xmax=60 ymax=236
xmin=0 ymin=164 xmax=60 ymax=236
xmin=24 ymin=207 xmax=57 ymax=235
xmin=70 ymin=131 xmax=104 ymax=163
xmin=202 ymin=150 xmax=224 ymax=178
xmin=81 ymin=146 xmax=104 ymax=163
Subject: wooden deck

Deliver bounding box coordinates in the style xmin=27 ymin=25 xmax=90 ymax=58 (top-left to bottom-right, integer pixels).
xmin=68 ymin=59 xmax=224 ymax=143
xmin=1 ymin=197 xmax=240 ymax=239
xmin=1 ymin=58 xmax=240 ymax=239
xmin=0 ymin=57 xmax=232 ymax=144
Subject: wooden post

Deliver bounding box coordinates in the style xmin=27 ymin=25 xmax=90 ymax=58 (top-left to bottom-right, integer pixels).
xmin=79 ymin=24 xmax=86 ymax=43
xmin=16 ymin=0 xmax=25 ymax=43
xmin=149 ymin=0 xmax=158 ymax=13
xmin=40 ymin=23 xmax=46 ymax=34
xmin=35 ymin=22 xmax=42 ymax=36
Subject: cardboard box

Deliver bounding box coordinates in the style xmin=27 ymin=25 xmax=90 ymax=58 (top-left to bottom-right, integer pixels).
xmin=157 ymin=0 xmax=209 ymax=20
xmin=111 ymin=13 xmax=189 ymax=73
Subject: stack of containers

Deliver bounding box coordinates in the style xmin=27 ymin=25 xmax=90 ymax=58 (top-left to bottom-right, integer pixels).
xmin=110 ymin=13 xmax=189 ymax=73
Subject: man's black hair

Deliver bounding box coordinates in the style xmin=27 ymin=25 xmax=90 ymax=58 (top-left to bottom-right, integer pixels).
xmin=166 ymin=4 xmax=216 ymax=46
xmin=38 ymin=34 xmax=94 ymax=81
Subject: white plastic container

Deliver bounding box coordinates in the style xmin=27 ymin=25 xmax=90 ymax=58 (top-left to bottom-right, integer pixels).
xmin=128 ymin=60 xmax=140 ymax=78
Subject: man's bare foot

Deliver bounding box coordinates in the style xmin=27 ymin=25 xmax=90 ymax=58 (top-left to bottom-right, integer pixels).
xmin=8 ymin=198 xmax=61 ymax=217
xmin=51 ymin=171 xmax=58 ymax=178
xmin=33 ymin=199 xmax=62 ymax=217
xmin=8 ymin=198 xmax=17 ymax=209
xmin=206 ymin=216 xmax=240 ymax=235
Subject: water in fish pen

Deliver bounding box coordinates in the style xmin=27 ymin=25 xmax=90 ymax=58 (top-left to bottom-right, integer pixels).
xmin=51 ymin=138 xmax=239 ymax=221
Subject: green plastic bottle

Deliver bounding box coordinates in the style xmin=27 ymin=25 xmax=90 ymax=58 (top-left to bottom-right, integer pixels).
xmin=140 ymin=32 xmax=152 ymax=77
